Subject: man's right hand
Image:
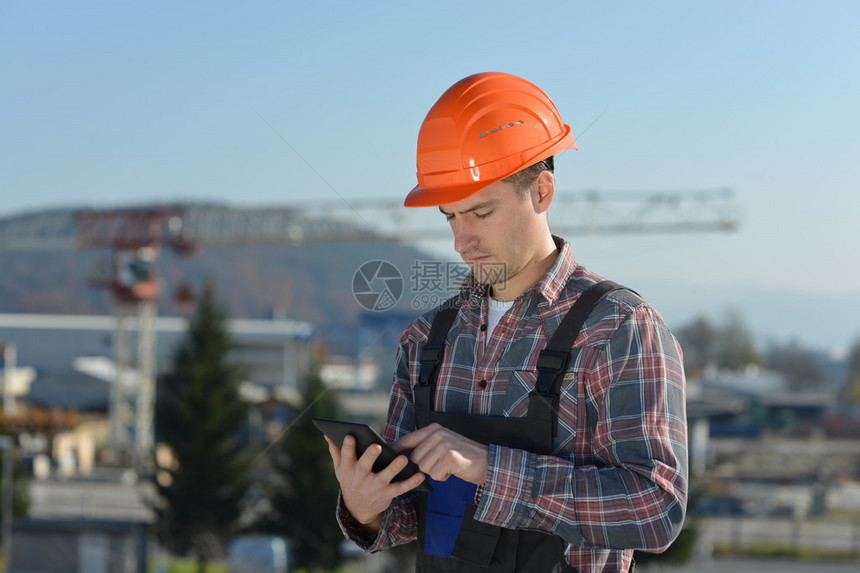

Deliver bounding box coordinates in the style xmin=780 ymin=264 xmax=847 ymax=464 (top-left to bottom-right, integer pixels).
xmin=325 ymin=434 xmax=426 ymax=532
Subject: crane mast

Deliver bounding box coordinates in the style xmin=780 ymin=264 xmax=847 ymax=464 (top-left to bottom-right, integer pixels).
xmin=74 ymin=209 xmax=174 ymax=468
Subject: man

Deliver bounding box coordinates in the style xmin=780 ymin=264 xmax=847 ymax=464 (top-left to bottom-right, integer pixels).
xmin=326 ymin=72 xmax=688 ymax=572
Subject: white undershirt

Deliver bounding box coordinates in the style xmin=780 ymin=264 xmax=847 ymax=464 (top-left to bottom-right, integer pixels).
xmin=486 ymin=297 xmax=515 ymax=344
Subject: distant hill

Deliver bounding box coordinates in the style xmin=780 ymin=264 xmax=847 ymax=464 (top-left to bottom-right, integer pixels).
xmin=0 ymin=217 xmax=447 ymax=353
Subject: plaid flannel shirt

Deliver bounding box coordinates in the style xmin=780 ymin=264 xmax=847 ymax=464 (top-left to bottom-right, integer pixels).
xmin=338 ymin=237 xmax=688 ymax=572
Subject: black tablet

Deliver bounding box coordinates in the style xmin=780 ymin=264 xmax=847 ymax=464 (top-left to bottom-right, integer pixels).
xmin=313 ymin=418 xmax=432 ymax=493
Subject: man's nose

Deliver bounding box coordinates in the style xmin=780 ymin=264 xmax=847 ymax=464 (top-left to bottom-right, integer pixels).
xmin=452 ymin=218 xmax=478 ymax=255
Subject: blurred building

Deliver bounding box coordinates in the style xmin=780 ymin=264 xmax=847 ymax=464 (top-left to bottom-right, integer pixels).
xmin=0 ymin=312 xmax=315 ymax=476
xmin=0 ymin=312 xmax=313 ymax=393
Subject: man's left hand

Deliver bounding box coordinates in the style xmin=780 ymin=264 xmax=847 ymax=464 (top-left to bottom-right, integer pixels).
xmin=393 ymin=423 xmax=489 ymax=484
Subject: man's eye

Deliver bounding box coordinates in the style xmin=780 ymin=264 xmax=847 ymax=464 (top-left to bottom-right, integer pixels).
xmin=444 ymin=213 xmax=454 ymax=222
xmin=475 ymin=211 xmax=493 ymax=219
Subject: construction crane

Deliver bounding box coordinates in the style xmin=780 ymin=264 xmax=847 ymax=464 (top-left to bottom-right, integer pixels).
xmin=0 ymin=188 xmax=739 ymax=470
xmin=73 ymin=208 xmax=180 ymax=469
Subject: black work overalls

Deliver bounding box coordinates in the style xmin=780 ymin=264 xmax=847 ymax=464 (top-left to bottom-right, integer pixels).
xmin=412 ymin=281 xmax=626 ymax=573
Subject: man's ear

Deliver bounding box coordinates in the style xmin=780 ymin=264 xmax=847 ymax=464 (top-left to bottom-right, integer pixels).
xmin=532 ymin=170 xmax=555 ymax=214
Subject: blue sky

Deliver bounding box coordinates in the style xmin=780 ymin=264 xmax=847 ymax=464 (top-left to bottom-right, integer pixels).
xmin=2 ymin=1 xmax=859 ymax=352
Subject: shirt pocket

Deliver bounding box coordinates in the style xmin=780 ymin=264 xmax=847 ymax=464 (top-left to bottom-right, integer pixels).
xmin=501 ymin=366 xmax=586 ymax=452
xmin=501 ymin=368 xmax=538 ymax=417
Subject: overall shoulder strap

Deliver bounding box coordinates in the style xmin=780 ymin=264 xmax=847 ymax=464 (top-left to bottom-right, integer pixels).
xmin=414 ymin=296 xmax=461 ymax=428
xmin=418 ymin=297 xmax=461 ymax=386
xmin=529 ymin=280 xmax=626 ymax=437
xmin=534 ymin=280 xmax=625 ymax=395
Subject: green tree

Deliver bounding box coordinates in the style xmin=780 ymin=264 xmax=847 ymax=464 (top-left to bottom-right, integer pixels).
xmin=765 ymin=339 xmax=825 ymax=391
xmin=717 ymin=312 xmax=762 ymax=370
xmin=676 ymin=312 xmax=762 ymax=376
xmin=264 ymin=367 xmax=344 ymax=571
xmin=842 ymin=339 xmax=860 ymax=403
xmin=151 ymin=283 xmax=253 ymax=573
xmin=675 ymin=316 xmax=719 ymax=377
xmin=0 ymin=426 xmax=29 ymax=519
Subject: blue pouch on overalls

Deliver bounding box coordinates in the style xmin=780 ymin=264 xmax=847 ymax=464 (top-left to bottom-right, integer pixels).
xmin=423 ymin=475 xmax=478 ymax=557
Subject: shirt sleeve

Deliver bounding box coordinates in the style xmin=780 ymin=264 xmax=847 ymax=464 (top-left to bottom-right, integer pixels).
xmin=336 ymin=490 xmax=419 ymax=552
xmin=337 ymin=333 xmax=422 ymax=552
xmin=473 ymin=304 xmax=688 ymax=552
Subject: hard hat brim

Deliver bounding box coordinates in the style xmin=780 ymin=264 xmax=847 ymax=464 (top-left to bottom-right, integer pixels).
xmin=404 ymin=126 xmax=576 ymax=208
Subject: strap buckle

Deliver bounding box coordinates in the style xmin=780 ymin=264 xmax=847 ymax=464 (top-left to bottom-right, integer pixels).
xmin=536 ymin=349 xmax=569 ymax=374
xmin=418 ymin=344 xmax=445 ymax=385
xmin=534 ymin=349 xmax=569 ymax=395
xmin=420 ymin=343 xmax=445 ymax=363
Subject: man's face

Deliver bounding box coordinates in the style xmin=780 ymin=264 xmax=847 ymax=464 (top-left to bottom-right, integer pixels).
xmin=438 ymin=180 xmax=543 ymax=295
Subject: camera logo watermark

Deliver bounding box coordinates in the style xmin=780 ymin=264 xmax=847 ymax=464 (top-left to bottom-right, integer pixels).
xmin=352 ymin=260 xmax=404 ymax=311
xmin=353 ymin=259 xmax=509 ymax=312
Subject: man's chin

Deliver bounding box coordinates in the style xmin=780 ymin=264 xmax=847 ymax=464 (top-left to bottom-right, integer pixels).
xmin=471 ymin=261 xmax=522 ymax=297
xmin=473 ymin=272 xmax=508 ymax=289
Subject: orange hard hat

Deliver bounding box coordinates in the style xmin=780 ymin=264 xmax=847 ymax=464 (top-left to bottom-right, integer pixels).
xmin=404 ymin=72 xmax=576 ymax=208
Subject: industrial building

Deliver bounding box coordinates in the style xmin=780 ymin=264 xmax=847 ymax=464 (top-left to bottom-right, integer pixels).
xmin=0 ymin=312 xmax=314 ymax=476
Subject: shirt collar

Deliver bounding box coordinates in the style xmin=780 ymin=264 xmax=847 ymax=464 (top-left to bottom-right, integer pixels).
xmin=530 ymin=235 xmax=577 ymax=304
xmin=459 ymin=235 xmax=577 ymax=306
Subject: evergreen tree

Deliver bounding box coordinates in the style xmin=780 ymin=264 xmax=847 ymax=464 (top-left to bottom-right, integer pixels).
xmin=0 ymin=425 xmax=29 ymax=519
xmin=151 ymin=284 xmax=253 ymax=572
xmin=266 ymin=367 xmax=344 ymax=571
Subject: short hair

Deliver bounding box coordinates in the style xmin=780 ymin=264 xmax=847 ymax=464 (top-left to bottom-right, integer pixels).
xmin=502 ymin=156 xmax=555 ymax=194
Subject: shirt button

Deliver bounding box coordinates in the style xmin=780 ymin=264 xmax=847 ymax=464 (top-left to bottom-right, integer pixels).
xmin=480 ymin=323 xmax=487 ymax=331
xmin=479 ymin=379 xmax=487 ymax=389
